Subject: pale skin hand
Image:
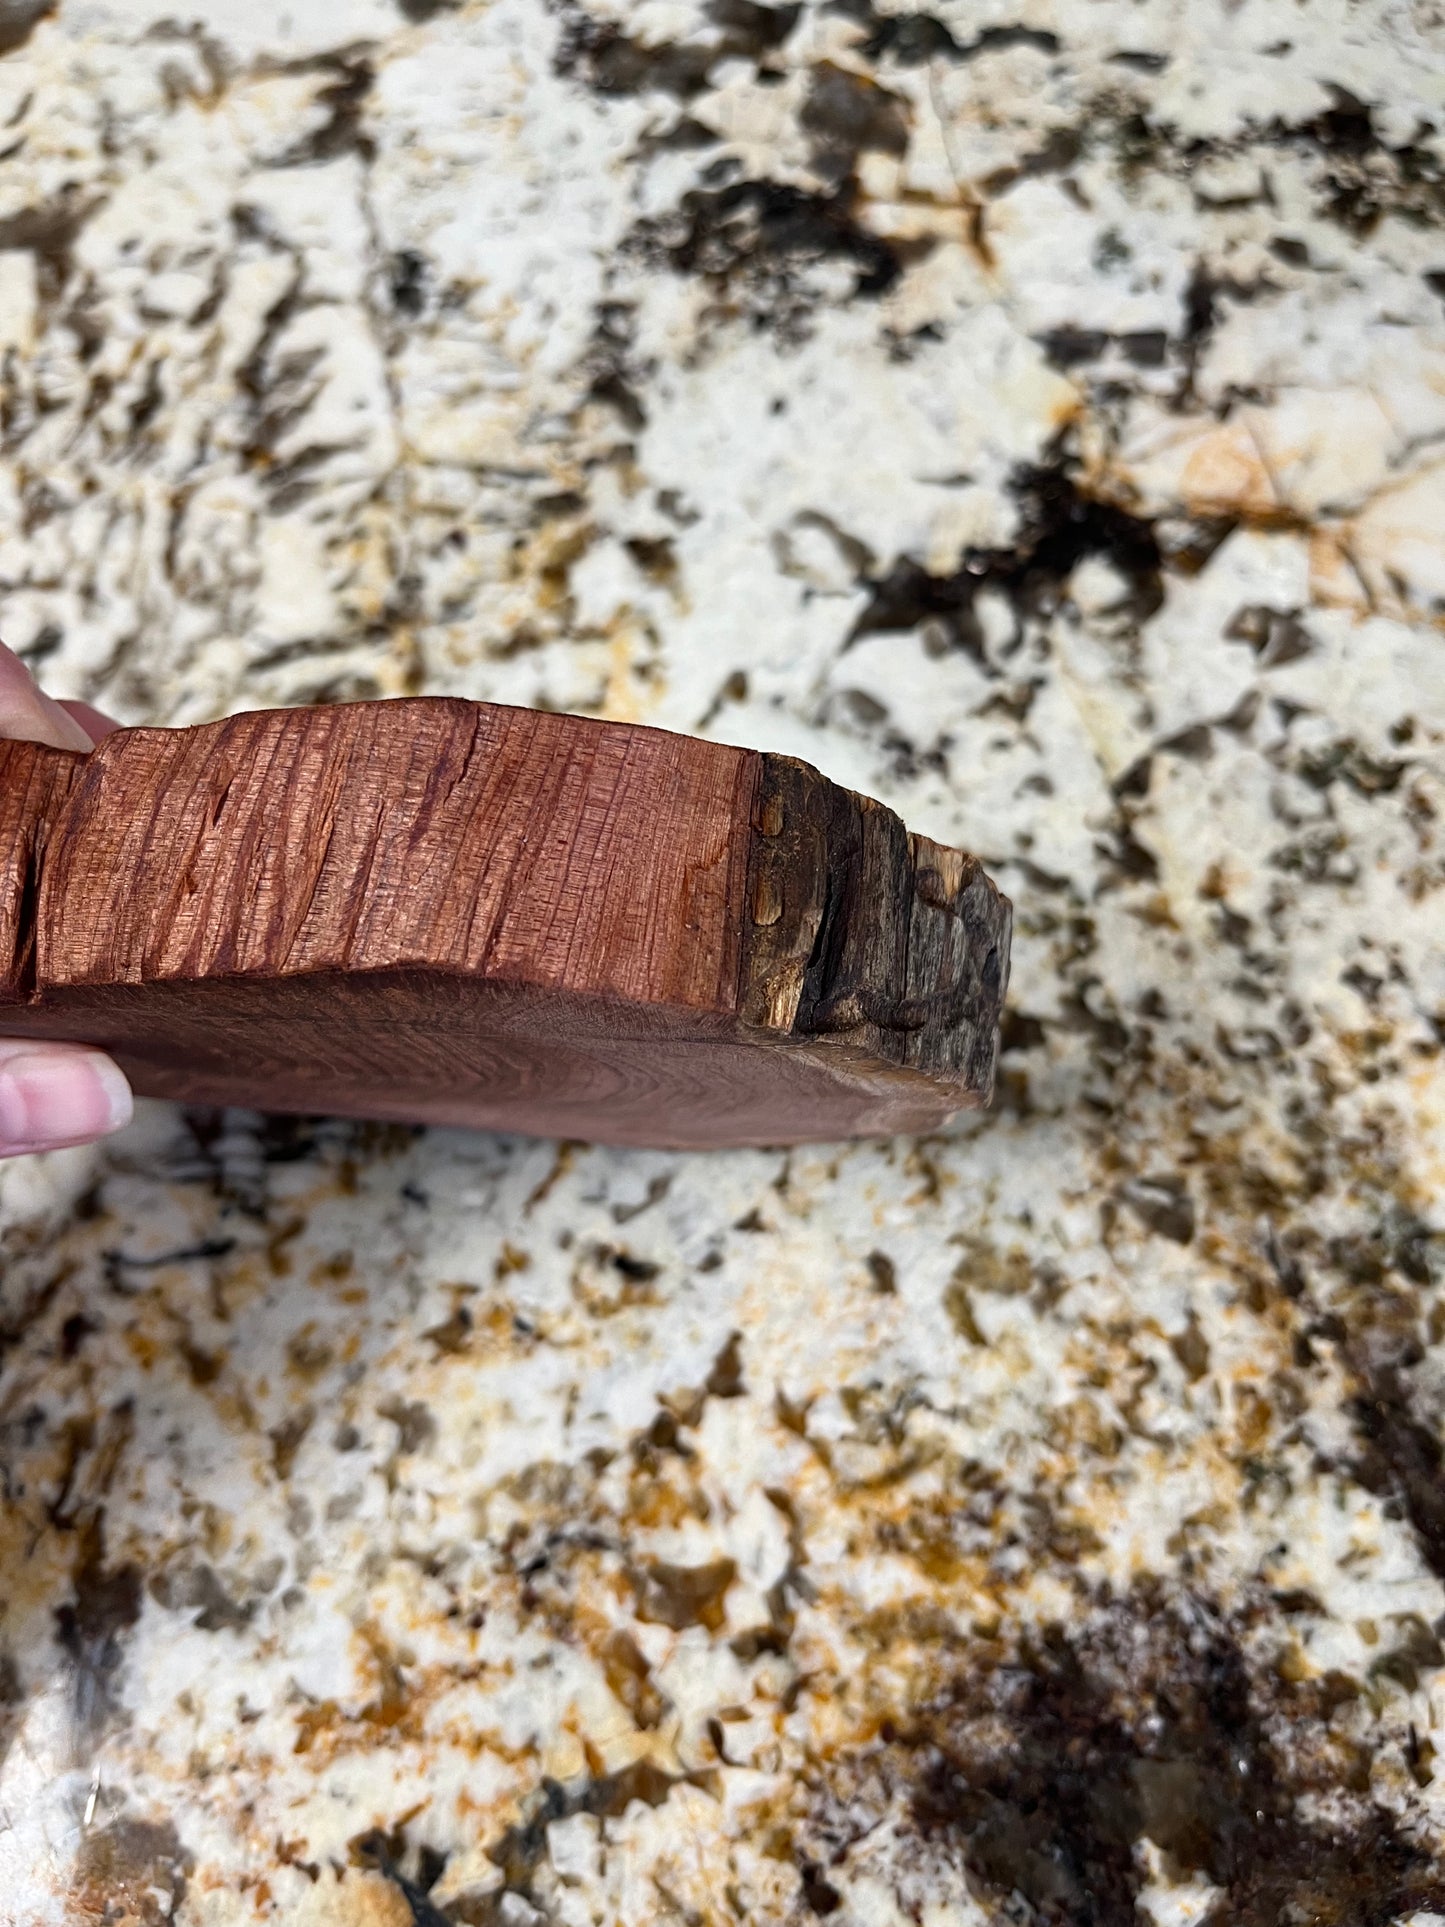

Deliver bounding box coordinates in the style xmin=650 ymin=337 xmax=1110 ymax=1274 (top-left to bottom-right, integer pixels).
xmin=0 ymin=642 xmax=133 ymax=1158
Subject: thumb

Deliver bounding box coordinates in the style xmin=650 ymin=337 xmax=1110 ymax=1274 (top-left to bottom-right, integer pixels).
xmin=0 ymin=1041 xmax=134 ymax=1158
xmin=0 ymin=642 xmax=96 ymax=751
xmin=0 ymin=638 xmax=134 ymax=1158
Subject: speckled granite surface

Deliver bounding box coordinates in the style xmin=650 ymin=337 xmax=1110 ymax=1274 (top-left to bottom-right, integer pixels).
xmin=2 ymin=1 xmax=1445 ymax=1922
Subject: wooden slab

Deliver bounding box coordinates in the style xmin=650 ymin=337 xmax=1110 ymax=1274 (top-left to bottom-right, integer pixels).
xmin=0 ymin=699 xmax=1010 ymax=1148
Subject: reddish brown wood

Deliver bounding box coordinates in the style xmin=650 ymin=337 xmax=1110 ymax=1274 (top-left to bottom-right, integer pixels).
xmin=0 ymin=699 xmax=1011 ymax=1148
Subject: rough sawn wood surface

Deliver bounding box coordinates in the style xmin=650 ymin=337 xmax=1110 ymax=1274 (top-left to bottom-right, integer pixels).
xmin=0 ymin=698 xmax=1010 ymax=1147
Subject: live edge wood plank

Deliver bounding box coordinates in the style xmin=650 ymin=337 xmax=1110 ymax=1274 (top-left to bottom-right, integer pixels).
xmin=0 ymin=699 xmax=1011 ymax=1149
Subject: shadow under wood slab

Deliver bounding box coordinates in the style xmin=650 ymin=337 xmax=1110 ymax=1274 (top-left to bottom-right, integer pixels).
xmin=0 ymin=699 xmax=1010 ymax=1147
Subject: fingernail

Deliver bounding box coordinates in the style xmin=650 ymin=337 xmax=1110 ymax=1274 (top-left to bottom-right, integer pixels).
xmin=0 ymin=1049 xmax=133 ymax=1155
xmin=0 ymin=645 xmax=95 ymax=751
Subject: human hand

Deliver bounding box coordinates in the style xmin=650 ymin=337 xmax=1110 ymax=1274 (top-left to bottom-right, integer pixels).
xmin=0 ymin=643 xmax=133 ymax=1158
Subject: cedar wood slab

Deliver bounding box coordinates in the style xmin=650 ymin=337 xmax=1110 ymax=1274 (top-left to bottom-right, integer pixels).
xmin=0 ymin=700 xmax=1011 ymax=1148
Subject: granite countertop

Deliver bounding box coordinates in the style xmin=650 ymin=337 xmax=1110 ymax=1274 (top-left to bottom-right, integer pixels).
xmin=2 ymin=0 xmax=1445 ymax=1921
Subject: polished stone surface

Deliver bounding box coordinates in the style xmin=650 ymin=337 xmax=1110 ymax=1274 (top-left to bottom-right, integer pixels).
xmin=2 ymin=1 xmax=1445 ymax=1921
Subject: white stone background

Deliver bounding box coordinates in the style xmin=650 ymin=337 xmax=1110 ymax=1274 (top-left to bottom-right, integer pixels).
xmin=1 ymin=0 xmax=1445 ymax=1922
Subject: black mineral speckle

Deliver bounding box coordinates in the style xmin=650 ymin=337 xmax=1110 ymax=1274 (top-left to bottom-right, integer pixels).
xmin=390 ymin=248 xmax=429 ymax=316
xmin=0 ymin=0 xmax=53 ymax=55
xmin=800 ymin=62 xmax=910 ymax=181
xmin=1037 ymin=325 xmax=1110 ymax=368
xmin=834 ymin=1 xmax=1059 ymax=66
xmin=802 ymin=1588 xmax=1445 ymax=1927
xmin=54 ymin=1511 xmax=142 ymax=1735
xmin=629 ymin=176 xmax=917 ymax=335
xmin=850 ymin=463 xmax=1164 ymax=661
xmin=1348 ymin=1343 xmax=1445 ymax=1583
xmin=553 ymin=0 xmax=798 ymax=99
xmin=444 ymin=1760 xmax=710 ymax=1923
xmin=276 ymin=58 xmax=374 ymax=166
xmin=1119 ymin=1174 xmax=1195 ymax=1244
xmin=0 ymin=187 xmax=98 ymax=305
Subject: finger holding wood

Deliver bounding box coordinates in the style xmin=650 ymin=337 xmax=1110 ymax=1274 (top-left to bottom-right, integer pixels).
xmin=0 ymin=641 xmax=133 ymax=1159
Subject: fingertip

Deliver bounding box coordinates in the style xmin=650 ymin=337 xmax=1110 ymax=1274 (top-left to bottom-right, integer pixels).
xmin=0 ymin=642 xmax=96 ymax=751
xmin=0 ymin=1046 xmax=134 ymax=1157
xmin=57 ymin=698 xmax=121 ymax=744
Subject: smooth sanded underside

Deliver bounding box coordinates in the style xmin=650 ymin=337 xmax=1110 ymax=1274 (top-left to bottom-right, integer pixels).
xmin=0 ymin=699 xmax=1011 ymax=1148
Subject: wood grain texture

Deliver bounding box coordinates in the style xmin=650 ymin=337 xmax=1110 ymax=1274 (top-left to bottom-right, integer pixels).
xmin=0 ymin=738 xmax=80 ymax=1003
xmin=0 ymin=699 xmax=1011 ymax=1148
